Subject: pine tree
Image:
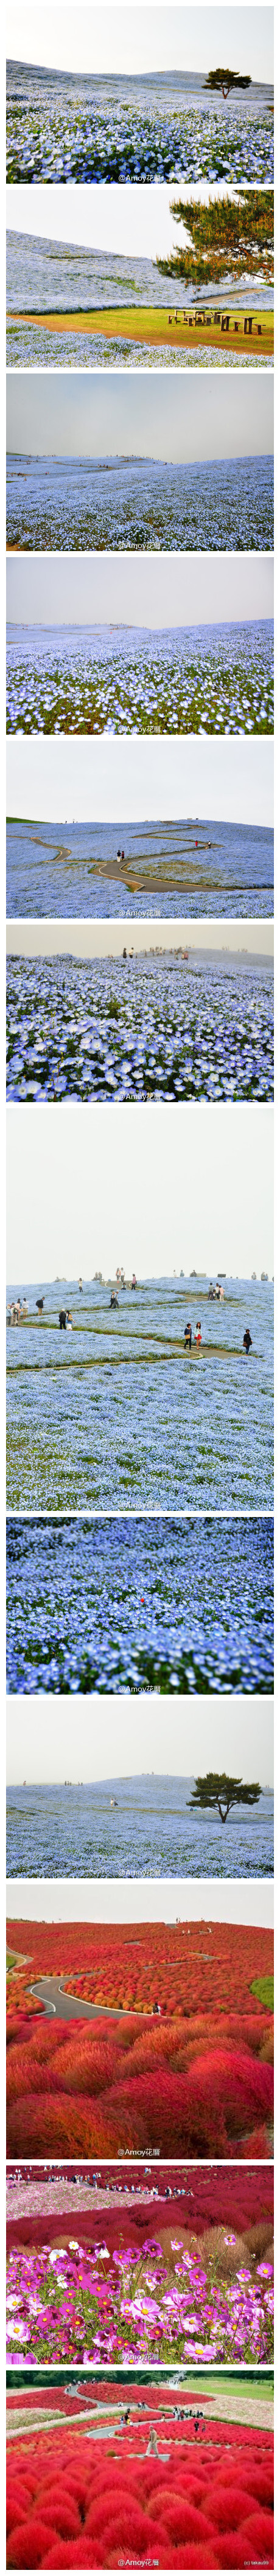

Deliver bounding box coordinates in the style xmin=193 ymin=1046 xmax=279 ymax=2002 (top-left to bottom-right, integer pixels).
xmin=187 ymin=1771 xmax=262 ymax=1825
xmin=156 ymin=192 xmax=273 ymax=293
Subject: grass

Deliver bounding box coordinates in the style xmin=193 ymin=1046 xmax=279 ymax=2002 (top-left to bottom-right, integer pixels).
xmin=251 ymin=1976 xmax=274 ymax=2010
xmin=8 ymin=304 xmax=274 ymax=356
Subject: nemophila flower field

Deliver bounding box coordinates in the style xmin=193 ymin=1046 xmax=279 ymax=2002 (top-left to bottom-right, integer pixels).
xmin=6 ymin=62 xmax=274 ymax=185
xmin=6 ymin=226 xmax=274 ymax=339
xmin=6 ymin=1279 xmax=273 ymax=1514
xmin=12 ymin=229 xmax=269 ymax=320
xmin=6 ymin=620 xmax=274 ymax=738
xmin=6 ymin=1918 xmax=274 ymax=2159
xmin=6 ymin=1772 xmax=274 ymax=1883
xmin=6 ymin=1512 xmax=274 ymax=1695
xmin=6 ymin=453 xmax=274 ymax=555
xmin=6 ymin=814 xmax=274 ymax=923
xmin=6 ymin=2156 xmax=274 ymax=2366
xmin=5 ymin=2392 xmax=274 ymax=2567
xmin=5 ymin=950 xmax=274 ymax=1105
xmin=7 ymin=814 xmax=273 ymax=923
xmin=7 ymin=319 xmax=274 ymax=370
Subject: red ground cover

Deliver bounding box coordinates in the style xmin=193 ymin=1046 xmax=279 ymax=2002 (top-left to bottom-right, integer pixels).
xmin=6 ymin=2162 xmax=275 ymax=2216
xmin=7 ymin=1925 xmax=273 ymax=2159
xmin=7 ymin=2162 xmax=273 ymax=2258
xmin=6 ymin=2417 xmax=274 ymax=2568
xmin=6 ymin=2387 xmax=212 ymax=2416
xmin=6 ymin=2019 xmax=273 ymax=2158
xmin=6 ymin=1919 xmax=274 ymax=2016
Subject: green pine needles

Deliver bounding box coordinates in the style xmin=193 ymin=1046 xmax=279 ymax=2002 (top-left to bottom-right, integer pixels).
xmin=156 ymin=192 xmax=273 ymax=290
xmin=205 ymin=69 xmax=251 ymax=92
xmin=187 ymin=1771 xmax=262 ymax=1824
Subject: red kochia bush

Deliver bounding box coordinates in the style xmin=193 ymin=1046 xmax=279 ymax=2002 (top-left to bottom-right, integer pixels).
xmin=44 ymin=2548 xmax=104 ymax=2568
xmin=155 ymin=2501 xmax=215 ymax=2545
xmin=51 ymin=2040 xmax=117 ymax=2094
xmin=220 ymin=2529 xmax=273 ymax=2572
xmin=238 ymin=2504 xmax=274 ymax=2550
xmin=7 ymin=2516 xmax=56 ymax=2567
xmin=207 ymin=2481 xmax=258 ymax=2529
xmin=247 ymin=2466 xmax=274 ymax=2505
xmin=7 ymin=2487 xmax=29 ymax=2535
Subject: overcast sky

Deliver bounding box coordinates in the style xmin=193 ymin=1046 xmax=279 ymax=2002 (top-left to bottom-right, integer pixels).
xmin=6 ymin=1692 xmax=273 ymax=1786
xmin=7 ymin=371 xmax=273 ymax=466
xmin=7 ymin=1102 xmax=273 ymax=1278
xmin=6 ymin=922 xmax=273 ymax=961
xmin=5 ymin=1886 xmax=273 ymax=1926
xmin=7 ymin=5 xmax=273 ymax=82
xmin=7 ymin=732 xmax=274 ymax=828
xmin=7 ymin=553 xmax=273 ymax=628
xmin=6 ymin=1881 xmax=274 ymax=1928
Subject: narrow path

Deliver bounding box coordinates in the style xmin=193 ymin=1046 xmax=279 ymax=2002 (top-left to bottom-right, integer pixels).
xmin=7 ymin=2392 xmax=273 ymax=2439
xmin=29 ymin=1977 xmax=150 ymax=2022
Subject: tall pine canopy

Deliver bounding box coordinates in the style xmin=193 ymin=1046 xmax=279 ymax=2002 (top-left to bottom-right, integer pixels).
xmin=156 ymin=192 xmax=273 ymax=292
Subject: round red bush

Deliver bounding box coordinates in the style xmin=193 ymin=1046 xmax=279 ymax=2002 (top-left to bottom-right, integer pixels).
xmin=44 ymin=2544 xmax=103 ymax=2569
xmin=6 ymin=2513 xmax=57 ymax=2567
xmin=239 ymin=2504 xmax=273 ymax=2552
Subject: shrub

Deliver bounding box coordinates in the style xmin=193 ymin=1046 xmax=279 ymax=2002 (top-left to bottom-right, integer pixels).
xmin=7 ymin=2514 xmax=57 ymax=2566
xmin=239 ymin=2503 xmax=273 ymax=2550
xmin=44 ymin=2544 xmax=103 ymax=2568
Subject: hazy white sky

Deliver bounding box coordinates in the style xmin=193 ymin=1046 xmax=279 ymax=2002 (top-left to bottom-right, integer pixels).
xmin=6 ymin=922 xmax=274 ymax=960
xmin=6 ymin=1692 xmax=274 ymax=1785
xmin=7 ymin=732 xmax=274 ymax=827
xmin=6 ymin=1102 xmax=273 ymax=1278
xmin=7 ymin=553 xmax=273 ymax=627
xmin=7 ymin=5 xmax=273 ymax=82
xmin=6 ymin=179 xmax=228 ymax=265
xmin=6 ymin=169 xmax=270 ymax=263
xmin=6 ymin=1881 xmax=274 ymax=1927
xmin=6 ymin=371 xmax=273 ymax=466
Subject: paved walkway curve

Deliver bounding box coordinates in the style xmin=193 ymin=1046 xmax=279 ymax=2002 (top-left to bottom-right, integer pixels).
xmin=7 ymin=2393 xmax=273 ymax=2439
xmin=29 ymin=1976 xmax=150 ymax=2022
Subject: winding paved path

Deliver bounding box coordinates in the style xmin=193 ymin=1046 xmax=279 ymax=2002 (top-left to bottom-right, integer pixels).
xmin=29 ymin=1977 xmax=153 ymax=2021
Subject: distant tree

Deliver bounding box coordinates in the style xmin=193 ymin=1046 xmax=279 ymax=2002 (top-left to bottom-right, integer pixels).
xmin=205 ymin=68 xmax=251 ymax=92
xmin=156 ymin=192 xmax=273 ymax=293
xmin=187 ymin=1771 xmax=262 ymax=1825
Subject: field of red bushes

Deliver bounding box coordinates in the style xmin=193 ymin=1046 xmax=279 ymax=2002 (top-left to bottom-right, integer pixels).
xmin=6 ymin=1918 xmax=274 ymax=2016
xmin=7 ymin=2159 xmax=273 ymax=2265
xmin=6 ymin=2159 xmax=274 ymax=2255
xmin=6 ymin=2404 xmax=274 ymax=2567
xmin=6 ymin=1922 xmax=274 ymax=2160
xmin=6 ymin=2386 xmax=211 ymax=2417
